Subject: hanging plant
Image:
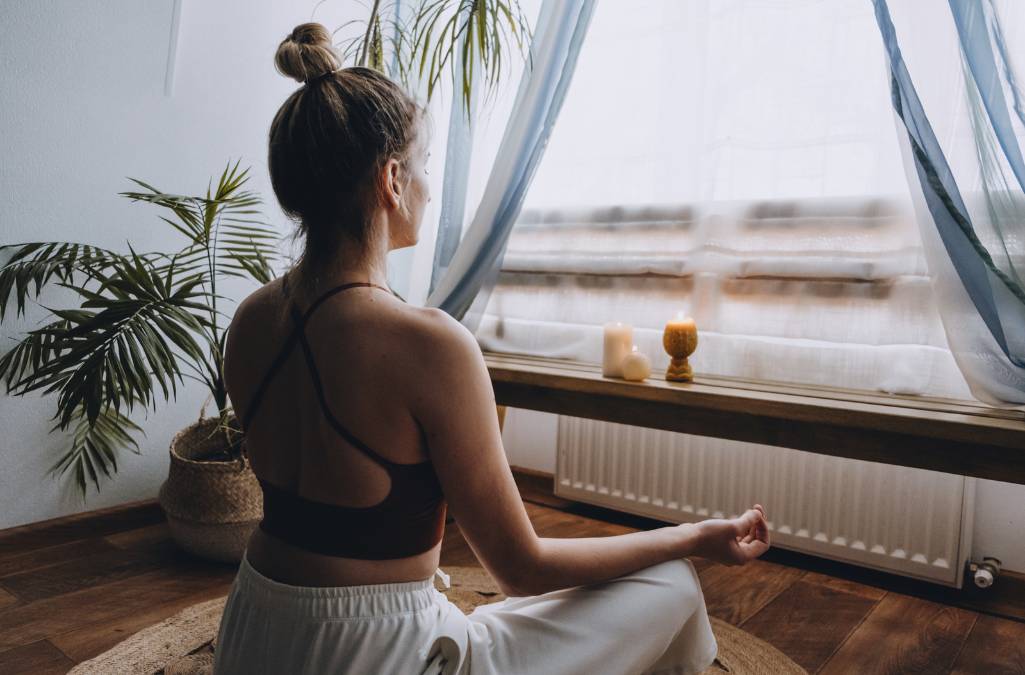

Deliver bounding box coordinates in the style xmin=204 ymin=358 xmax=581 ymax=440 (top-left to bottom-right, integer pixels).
xmin=333 ymin=0 xmax=533 ymax=114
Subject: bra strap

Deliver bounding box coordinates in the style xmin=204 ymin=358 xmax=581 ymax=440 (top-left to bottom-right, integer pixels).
xmin=287 ymin=302 xmax=400 ymax=468
xmin=302 ymin=281 xmax=392 ymax=323
xmin=241 ymin=331 xmax=299 ymax=433
xmin=239 ymin=273 xmax=301 ymax=432
xmin=282 ymin=270 xmax=393 ymax=324
xmin=245 ymin=271 xmax=398 ymax=465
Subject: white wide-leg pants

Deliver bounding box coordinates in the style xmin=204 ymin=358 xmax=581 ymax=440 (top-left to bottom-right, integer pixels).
xmin=213 ymin=555 xmax=717 ymax=675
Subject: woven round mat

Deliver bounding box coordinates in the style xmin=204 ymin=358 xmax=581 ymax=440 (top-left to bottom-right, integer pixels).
xmin=68 ymin=566 xmax=805 ymax=675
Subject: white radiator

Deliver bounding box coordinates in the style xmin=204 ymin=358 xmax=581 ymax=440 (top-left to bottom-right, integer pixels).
xmin=555 ymin=417 xmax=974 ymax=586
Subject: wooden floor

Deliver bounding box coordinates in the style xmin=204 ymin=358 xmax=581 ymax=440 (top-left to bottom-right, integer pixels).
xmin=0 ymin=499 xmax=1023 ymax=675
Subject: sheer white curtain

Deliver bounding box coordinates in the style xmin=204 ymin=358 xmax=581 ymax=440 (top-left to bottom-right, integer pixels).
xmin=472 ymin=0 xmax=973 ymax=400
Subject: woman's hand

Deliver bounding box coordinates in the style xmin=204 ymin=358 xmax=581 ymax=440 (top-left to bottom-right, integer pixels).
xmin=690 ymin=504 xmax=770 ymax=566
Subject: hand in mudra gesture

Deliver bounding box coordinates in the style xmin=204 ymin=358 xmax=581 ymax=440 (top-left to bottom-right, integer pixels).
xmin=692 ymin=504 xmax=770 ymax=566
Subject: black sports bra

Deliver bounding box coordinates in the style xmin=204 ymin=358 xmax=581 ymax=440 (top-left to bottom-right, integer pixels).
xmin=237 ymin=274 xmax=446 ymax=560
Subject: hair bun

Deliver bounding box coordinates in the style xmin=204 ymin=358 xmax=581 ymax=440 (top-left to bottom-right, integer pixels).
xmin=275 ymin=23 xmax=341 ymax=84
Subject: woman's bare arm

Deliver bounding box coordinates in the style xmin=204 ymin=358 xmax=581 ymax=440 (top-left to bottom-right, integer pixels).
xmin=407 ymin=309 xmax=768 ymax=597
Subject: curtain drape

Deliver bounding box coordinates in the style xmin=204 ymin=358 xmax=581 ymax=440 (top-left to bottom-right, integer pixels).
xmin=425 ymin=0 xmax=597 ymax=328
xmin=872 ymin=0 xmax=1025 ymax=404
xmin=427 ymin=8 xmax=480 ymax=297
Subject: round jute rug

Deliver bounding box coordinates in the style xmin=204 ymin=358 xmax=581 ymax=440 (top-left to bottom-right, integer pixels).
xmin=68 ymin=566 xmax=805 ymax=675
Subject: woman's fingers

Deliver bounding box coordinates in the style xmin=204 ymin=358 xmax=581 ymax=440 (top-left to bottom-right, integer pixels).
xmin=748 ymin=504 xmax=770 ymax=544
xmin=732 ymin=508 xmax=763 ymax=537
xmin=702 ymin=506 xmax=770 ymax=565
xmin=734 ymin=505 xmax=770 ymax=556
xmin=739 ymin=538 xmax=770 ymax=560
xmin=757 ymin=508 xmax=770 ymax=544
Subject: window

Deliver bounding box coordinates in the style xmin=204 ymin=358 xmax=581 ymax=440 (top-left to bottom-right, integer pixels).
xmin=471 ymin=0 xmax=973 ymax=399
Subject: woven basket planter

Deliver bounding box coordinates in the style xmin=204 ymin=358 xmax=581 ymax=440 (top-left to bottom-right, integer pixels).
xmin=158 ymin=416 xmax=262 ymax=564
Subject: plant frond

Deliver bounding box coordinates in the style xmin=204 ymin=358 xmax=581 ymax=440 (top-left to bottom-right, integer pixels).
xmin=16 ymin=255 xmax=208 ymax=429
xmin=412 ymin=0 xmax=532 ymax=112
xmin=0 ymin=242 xmax=122 ymax=321
xmin=336 ymin=0 xmax=531 ymax=113
xmin=49 ymin=406 xmax=144 ymax=496
xmin=0 ymin=316 xmax=73 ymax=391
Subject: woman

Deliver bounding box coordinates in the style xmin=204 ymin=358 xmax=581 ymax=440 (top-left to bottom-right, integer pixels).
xmin=214 ymin=23 xmax=770 ymax=675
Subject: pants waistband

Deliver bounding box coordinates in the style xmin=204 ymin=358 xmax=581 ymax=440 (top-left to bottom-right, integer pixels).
xmin=235 ymin=554 xmax=445 ymax=619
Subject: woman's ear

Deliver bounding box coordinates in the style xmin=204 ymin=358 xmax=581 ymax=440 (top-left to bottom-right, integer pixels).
xmin=382 ymin=157 xmax=403 ymax=210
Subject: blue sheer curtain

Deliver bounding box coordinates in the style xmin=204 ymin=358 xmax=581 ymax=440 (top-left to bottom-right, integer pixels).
xmin=427 ymin=6 xmax=480 ymax=298
xmin=872 ymin=0 xmax=1025 ymax=404
xmin=426 ymin=0 xmax=597 ymax=328
xmin=428 ymin=84 xmax=476 ymax=297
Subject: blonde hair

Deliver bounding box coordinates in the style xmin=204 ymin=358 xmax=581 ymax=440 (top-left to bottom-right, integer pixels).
xmin=269 ymin=23 xmax=422 ymax=295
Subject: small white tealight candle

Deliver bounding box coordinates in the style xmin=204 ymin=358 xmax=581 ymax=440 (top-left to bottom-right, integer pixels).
xmin=621 ymin=346 xmax=651 ymax=382
xmin=602 ymin=322 xmax=633 ymax=377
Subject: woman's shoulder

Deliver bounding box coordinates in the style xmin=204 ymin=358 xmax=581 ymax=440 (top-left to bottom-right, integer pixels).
xmin=387 ymin=302 xmax=479 ymax=360
xmin=384 ymin=304 xmax=490 ymax=409
xmin=229 ymin=277 xmax=481 ymax=369
xmin=228 ymin=277 xmax=285 ymax=329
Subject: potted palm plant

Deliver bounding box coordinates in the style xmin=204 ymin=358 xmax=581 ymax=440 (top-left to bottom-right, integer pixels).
xmin=0 ymin=162 xmax=279 ymax=562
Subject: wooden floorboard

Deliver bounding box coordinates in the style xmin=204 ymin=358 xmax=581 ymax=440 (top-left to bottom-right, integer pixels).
xmin=800 ymin=571 xmax=887 ymax=602
xmin=0 ymin=558 xmax=234 ymax=653
xmin=950 ymin=614 xmax=1025 ymax=675
xmin=0 ymin=541 xmax=175 ymax=603
xmin=0 ymin=501 xmax=163 ymax=561
xmin=104 ymin=522 xmax=176 ymax=551
xmin=0 ymin=538 xmax=117 ymax=580
xmin=697 ymin=558 xmax=806 ymax=625
xmin=0 ymin=494 xmax=1021 ymax=672
xmin=753 ymin=545 xmax=1025 ymax=624
xmin=0 ymin=588 xmax=19 ymax=612
xmin=0 ymin=639 xmax=75 ymax=675
xmin=50 ymin=584 xmax=232 ymax=663
xmin=739 ymin=575 xmax=883 ymax=673
xmin=819 ymin=594 xmax=978 ymax=674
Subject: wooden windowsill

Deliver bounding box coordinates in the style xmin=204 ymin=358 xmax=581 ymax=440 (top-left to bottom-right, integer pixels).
xmin=484 ymin=352 xmax=1025 ymax=485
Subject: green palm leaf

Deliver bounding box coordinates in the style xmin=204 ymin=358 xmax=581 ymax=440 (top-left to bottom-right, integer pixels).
xmin=49 ymin=407 xmax=144 ymax=495
xmin=18 ymin=252 xmax=207 ymax=428
xmin=0 ymin=242 xmax=122 ymax=321
xmin=0 ymin=315 xmax=74 ymax=391
xmin=338 ymin=0 xmax=532 ymax=115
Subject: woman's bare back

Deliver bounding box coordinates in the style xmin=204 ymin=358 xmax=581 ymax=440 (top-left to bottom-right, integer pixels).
xmin=224 ymin=273 xmax=448 ymax=586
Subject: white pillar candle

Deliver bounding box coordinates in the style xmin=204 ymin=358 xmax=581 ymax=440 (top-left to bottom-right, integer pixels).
xmin=621 ymin=346 xmax=652 ymax=382
xmin=602 ymin=322 xmax=633 ymax=377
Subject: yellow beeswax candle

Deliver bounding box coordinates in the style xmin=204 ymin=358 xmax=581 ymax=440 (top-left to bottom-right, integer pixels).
xmin=663 ymin=314 xmax=697 ymax=382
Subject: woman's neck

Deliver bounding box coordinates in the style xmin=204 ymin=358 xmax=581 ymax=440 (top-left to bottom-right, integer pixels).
xmin=297 ymin=231 xmax=391 ymax=296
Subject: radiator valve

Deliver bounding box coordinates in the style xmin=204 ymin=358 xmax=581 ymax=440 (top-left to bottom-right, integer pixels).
xmin=969 ymin=557 xmax=1002 ymax=589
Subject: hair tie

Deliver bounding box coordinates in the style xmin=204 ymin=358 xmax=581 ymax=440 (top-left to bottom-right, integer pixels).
xmin=305 ymin=69 xmax=337 ymax=85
